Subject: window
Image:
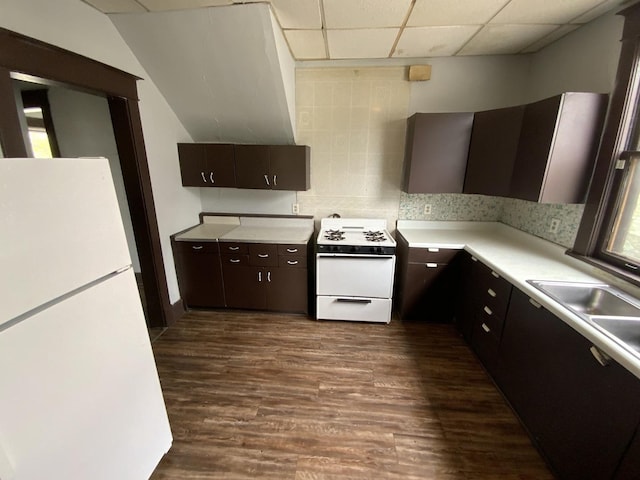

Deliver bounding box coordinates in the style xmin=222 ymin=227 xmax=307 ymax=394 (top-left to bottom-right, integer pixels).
xmin=573 ymin=2 xmax=640 ymax=284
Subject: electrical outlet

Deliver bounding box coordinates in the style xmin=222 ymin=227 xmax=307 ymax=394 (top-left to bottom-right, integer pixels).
xmin=292 ymin=203 xmax=300 ymax=214
xmin=424 ymin=204 xmax=432 ymax=215
xmin=549 ymin=218 xmax=560 ymax=233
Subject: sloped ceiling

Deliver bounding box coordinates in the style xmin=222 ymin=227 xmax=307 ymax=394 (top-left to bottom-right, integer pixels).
xmin=110 ymin=3 xmax=296 ymax=144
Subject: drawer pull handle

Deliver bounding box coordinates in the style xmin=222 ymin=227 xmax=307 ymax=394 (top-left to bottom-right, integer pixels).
xmin=258 ymin=254 xmax=269 ymax=258
xmin=426 ymin=263 xmax=438 ymax=268
xmin=481 ymin=323 xmax=491 ymax=333
xmin=336 ymin=298 xmax=372 ymax=304
xmin=267 ymin=271 xmax=271 ymax=282
xmin=483 ymin=306 xmax=493 ymax=315
xmin=487 ymin=288 xmax=496 ymax=297
xmin=428 ymin=248 xmax=440 ymax=252
xmin=471 ymin=256 xmax=478 ymax=262
xmin=273 ymin=175 xmax=277 ymax=186
xmin=589 ymin=345 xmax=611 ymax=367
xmin=210 ymin=172 xmax=215 ymax=184
xmin=228 ymin=246 xmax=240 ymax=251
xmin=258 ymin=271 xmax=262 ymax=282
xmin=264 ymin=174 xmax=270 ymax=186
xmin=491 ymin=270 xmax=500 ymax=278
xmin=192 ymin=245 xmax=204 ymax=250
xmin=286 ymin=248 xmax=298 ymax=253
xmin=529 ymin=298 xmax=542 ymax=309
xmin=229 ymin=259 xmax=241 ymax=263
xmin=287 ymin=260 xmax=299 ymax=265
xmin=201 ymin=171 xmax=207 ymax=183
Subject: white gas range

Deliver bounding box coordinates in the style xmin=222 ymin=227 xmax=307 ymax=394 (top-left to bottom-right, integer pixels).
xmin=315 ymin=218 xmax=396 ymax=324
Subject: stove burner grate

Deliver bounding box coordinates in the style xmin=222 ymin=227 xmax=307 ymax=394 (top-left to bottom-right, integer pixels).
xmin=324 ymin=229 xmax=346 ymax=241
xmin=363 ymin=230 xmax=387 ymax=242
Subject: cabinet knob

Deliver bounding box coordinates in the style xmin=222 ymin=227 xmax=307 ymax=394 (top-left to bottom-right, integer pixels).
xmin=491 ymin=270 xmax=500 ymax=278
xmin=487 ymin=288 xmax=496 ymax=297
xmin=481 ymin=323 xmax=491 ymax=333
xmin=483 ymin=306 xmax=493 ymax=316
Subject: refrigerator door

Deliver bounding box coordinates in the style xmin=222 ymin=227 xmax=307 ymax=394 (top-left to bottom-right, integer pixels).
xmin=0 ymin=158 xmax=132 ymax=326
xmin=0 ymin=269 xmax=171 ymax=480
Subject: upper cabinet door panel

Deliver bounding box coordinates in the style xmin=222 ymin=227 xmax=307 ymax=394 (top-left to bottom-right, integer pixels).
xmin=402 ymin=112 xmax=474 ymax=194
xmin=509 ymin=93 xmax=607 ymax=203
xmin=269 ymin=145 xmax=310 ymax=191
xmin=464 ymin=105 xmax=524 ymax=197
xmin=235 ymin=145 xmax=270 ymax=189
xmin=204 ymin=143 xmax=236 ymax=188
xmin=178 ymin=143 xmax=207 ymax=186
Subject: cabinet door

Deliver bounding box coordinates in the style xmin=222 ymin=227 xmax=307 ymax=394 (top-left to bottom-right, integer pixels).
xmin=222 ymin=264 xmax=266 ymax=310
xmin=177 ymin=143 xmax=207 ymax=186
xmin=500 ymin=289 xmax=640 ymax=480
xmin=204 ymin=143 xmax=236 ymax=187
xmin=464 ymin=106 xmax=524 ymax=197
xmin=269 ymin=145 xmax=310 ymax=191
xmin=175 ymin=242 xmax=225 ymax=308
xmin=402 ymin=112 xmax=474 ymax=193
xmin=399 ymin=262 xmax=458 ymax=321
xmin=267 ymin=266 xmax=308 ymax=313
xmin=454 ymin=253 xmax=479 ymax=341
xmin=235 ymin=145 xmax=270 ymax=189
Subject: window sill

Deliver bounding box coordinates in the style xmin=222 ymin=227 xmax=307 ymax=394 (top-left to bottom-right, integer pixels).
xmin=566 ymin=250 xmax=640 ymax=289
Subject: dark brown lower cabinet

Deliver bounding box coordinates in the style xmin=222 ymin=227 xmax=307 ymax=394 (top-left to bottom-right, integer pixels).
xmin=499 ymin=288 xmax=640 ymax=480
xmin=173 ymin=241 xmax=225 ymax=308
xmin=615 ymin=427 xmax=640 ymax=479
xmin=267 ymin=265 xmax=308 ymax=313
xmin=222 ymin=264 xmax=267 ymax=310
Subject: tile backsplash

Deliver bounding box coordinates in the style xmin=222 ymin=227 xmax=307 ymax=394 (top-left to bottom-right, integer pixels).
xmin=399 ymin=193 xmax=584 ymax=248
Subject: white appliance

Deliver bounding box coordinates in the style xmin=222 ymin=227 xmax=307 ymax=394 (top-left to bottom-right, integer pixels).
xmin=0 ymin=158 xmax=172 ymax=480
xmin=316 ymin=218 xmax=396 ymax=323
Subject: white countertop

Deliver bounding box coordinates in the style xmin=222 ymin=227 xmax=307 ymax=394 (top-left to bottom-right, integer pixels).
xmin=175 ymin=215 xmax=314 ymax=245
xmin=397 ymin=220 xmax=640 ymax=380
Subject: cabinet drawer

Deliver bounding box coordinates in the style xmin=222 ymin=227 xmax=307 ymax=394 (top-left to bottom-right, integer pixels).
xmin=278 ymin=256 xmax=306 ymax=268
xmin=481 ymin=283 xmax=513 ymax=320
xmin=278 ymin=244 xmax=307 ymax=256
xmin=220 ymin=242 xmax=248 ymax=254
xmin=408 ymin=247 xmax=459 ymax=264
xmin=477 ymin=263 xmax=511 ymax=299
xmin=476 ymin=304 xmax=504 ymax=341
xmin=471 ymin=315 xmax=501 ymax=375
xmin=176 ymin=241 xmax=219 ymax=254
xmin=221 ymin=254 xmax=249 ymax=266
xmin=249 ymin=244 xmax=278 ymax=266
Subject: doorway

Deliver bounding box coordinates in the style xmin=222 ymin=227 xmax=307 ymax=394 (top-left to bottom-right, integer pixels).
xmin=0 ymin=27 xmax=174 ymax=328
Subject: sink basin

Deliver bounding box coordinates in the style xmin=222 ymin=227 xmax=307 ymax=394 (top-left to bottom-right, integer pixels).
xmin=527 ymin=281 xmax=640 ymax=318
xmin=591 ymin=316 xmax=640 ymax=352
xmin=527 ymin=280 xmax=640 ymax=354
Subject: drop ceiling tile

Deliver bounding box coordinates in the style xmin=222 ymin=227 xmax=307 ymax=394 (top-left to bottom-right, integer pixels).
xmin=137 ymin=0 xmax=233 ymax=11
xmin=521 ymin=24 xmax=579 ymax=52
xmin=490 ymin=0 xmax=604 ymax=24
xmin=394 ymin=25 xmax=481 ymax=57
xmin=459 ymin=24 xmax=559 ymax=55
xmin=408 ymin=0 xmax=509 ymax=26
xmin=571 ymin=0 xmax=626 ymax=23
xmin=323 ymin=0 xmax=412 ymax=29
xmin=270 ymin=0 xmax=321 ymax=28
xmin=83 ymin=0 xmax=147 ymax=13
xmin=284 ymin=29 xmax=327 ymax=59
xmin=327 ymin=28 xmax=399 ymax=59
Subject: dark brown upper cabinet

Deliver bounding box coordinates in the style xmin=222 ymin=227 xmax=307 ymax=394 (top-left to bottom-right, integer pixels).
xmin=402 ymin=112 xmax=474 ymax=194
xmin=509 ymin=92 xmax=607 ymax=203
xmin=178 ymin=143 xmax=236 ymax=187
xmin=464 ymin=105 xmax=525 ymax=197
xmin=235 ymin=144 xmax=310 ymax=191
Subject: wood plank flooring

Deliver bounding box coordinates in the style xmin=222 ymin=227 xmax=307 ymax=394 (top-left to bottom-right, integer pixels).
xmin=149 ymin=311 xmax=553 ymax=479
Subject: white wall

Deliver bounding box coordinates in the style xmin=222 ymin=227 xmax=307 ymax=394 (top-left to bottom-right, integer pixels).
xmin=46 ymin=86 xmax=141 ymax=273
xmin=0 ymin=0 xmax=200 ymax=304
xmin=408 ymin=55 xmax=531 ymax=113
xmin=527 ymin=10 xmax=624 ymax=101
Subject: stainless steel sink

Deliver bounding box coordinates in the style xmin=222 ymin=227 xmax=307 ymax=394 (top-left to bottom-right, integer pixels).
xmin=527 ymin=281 xmax=640 ymax=318
xmin=590 ymin=316 xmax=640 ymax=352
xmin=527 ymin=280 xmax=640 ymax=354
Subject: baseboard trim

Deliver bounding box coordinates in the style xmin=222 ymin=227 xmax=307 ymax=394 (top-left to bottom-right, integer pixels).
xmin=168 ymin=299 xmax=185 ymax=326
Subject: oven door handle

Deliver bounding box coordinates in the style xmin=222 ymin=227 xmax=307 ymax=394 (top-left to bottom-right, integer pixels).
xmin=316 ymin=253 xmax=395 ymax=259
xmin=335 ymin=298 xmax=372 ymax=304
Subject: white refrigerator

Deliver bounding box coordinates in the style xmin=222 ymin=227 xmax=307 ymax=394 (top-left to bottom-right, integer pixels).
xmin=0 ymin=158 xmax=172 ymax=479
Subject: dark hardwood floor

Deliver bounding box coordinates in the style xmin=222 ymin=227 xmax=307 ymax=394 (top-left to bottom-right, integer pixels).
xmin=149 ymin=310 xmax=553 ymax=479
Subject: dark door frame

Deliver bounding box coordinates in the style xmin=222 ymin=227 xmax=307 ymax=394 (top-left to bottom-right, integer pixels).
xmin=0 ymin=27 xmax=174 ymax=328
